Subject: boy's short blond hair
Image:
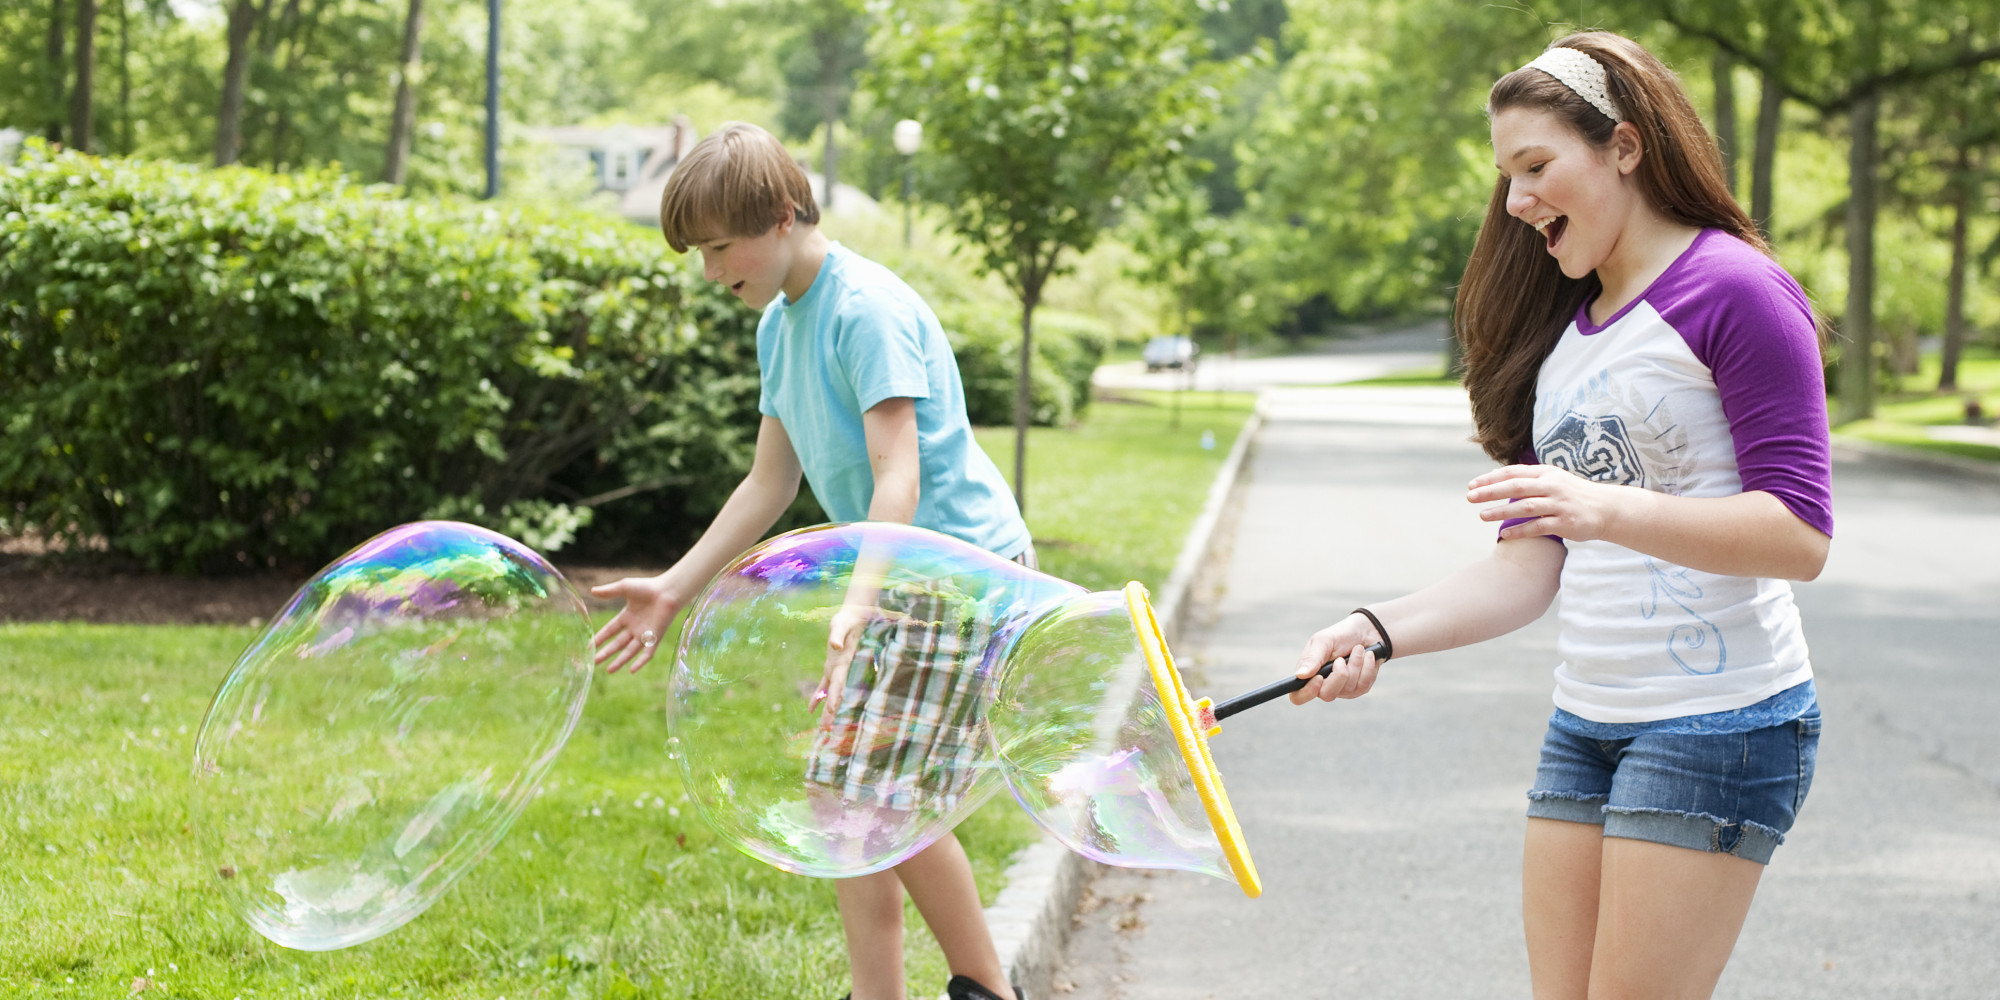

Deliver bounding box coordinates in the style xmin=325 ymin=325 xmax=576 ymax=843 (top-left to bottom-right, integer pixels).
xmin=658 ymin=122 xmax=820 ymax=252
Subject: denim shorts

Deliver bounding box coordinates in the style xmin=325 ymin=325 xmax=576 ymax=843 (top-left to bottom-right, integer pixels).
xmin=1524 ymin=707 xmax=1821 ymax=864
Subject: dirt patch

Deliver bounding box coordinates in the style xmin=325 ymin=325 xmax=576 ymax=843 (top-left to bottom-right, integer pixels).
xmin=0 ymin=554 xmax=654 ymax=626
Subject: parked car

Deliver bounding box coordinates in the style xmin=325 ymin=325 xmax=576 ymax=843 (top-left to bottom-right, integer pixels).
xmin=1142 ymin=335 xmax=1198 ymax=372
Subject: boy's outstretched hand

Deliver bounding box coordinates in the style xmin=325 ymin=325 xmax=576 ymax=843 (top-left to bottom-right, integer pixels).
xmin=591 ymin=576 xmax=682 ymax=674
xmin=814 ymin=605 xmax=872 ymax=721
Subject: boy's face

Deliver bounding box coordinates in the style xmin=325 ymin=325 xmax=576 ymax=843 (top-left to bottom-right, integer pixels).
xmin=693 ymin=212 xmax=793 ymax=310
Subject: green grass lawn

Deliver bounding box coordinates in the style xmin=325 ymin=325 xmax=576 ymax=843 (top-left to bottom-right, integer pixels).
xmin=1344 ymin=368 xmax=1462 ymax=388
xmin=0 ymin=392 xmax=1251 ymax=999
xmin=982 ymin=390 xmax=1256 ymax=593
xmin=1834 ymin=349 xmax=2000 ymax=463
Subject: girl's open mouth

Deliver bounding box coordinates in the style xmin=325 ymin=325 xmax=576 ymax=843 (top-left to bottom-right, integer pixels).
xmin=1535 ymin=216 xmax=1569 ymax=254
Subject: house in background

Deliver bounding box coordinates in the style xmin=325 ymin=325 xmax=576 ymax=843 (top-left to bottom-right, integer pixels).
xmin=522 ymin=117 xmax=880 ymax=228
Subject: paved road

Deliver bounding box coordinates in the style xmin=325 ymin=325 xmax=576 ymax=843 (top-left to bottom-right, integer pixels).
xmin=1092 ymin=324 xmax=1450 ymax=394
xmin=1053 ymin=386 xmax=2000 ymax=999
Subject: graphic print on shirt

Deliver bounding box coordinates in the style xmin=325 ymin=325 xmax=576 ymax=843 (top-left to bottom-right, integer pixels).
xmin=1535 ymin=411 xmax=1647 ymax=487
xmin=1533 ymin=371 xmax=1695 ymax=492
xmin=1640 ymin=558 xmax=1728 ymax=675
xmin=1536 ymin=369 xmax=1723 ymax=673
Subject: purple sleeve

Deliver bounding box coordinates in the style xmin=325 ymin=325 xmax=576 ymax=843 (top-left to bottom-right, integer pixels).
xmin=1658 ymin=248 xmax=1834 ymax=536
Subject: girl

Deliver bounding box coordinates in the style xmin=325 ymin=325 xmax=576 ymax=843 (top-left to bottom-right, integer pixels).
xmin=1288 ymin=32 xmax=1831 ymax=1000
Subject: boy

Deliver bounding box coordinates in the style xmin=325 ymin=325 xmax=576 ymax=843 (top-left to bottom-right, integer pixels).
xmin=589 ymin=122 xmax=1029 ymax=1000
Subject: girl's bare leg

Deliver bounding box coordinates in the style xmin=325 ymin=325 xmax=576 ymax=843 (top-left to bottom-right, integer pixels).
xmin=1523 ymin=817 xmax=1604 ymax=1000
xmin=1524 ymin=817 xmax=1766 ymax=1000
xmin=837 ymin=870 xmax=907 ymax=1000
xmin=1588 ymin=837 xmax=1763 ymax=1000
xmin=895 ymin=832 xmax=1009 ymax=997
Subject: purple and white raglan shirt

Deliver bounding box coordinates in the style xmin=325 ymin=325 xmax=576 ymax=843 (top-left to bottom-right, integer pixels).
xmin=1525 ymin=228 xmax=1832 ymax=727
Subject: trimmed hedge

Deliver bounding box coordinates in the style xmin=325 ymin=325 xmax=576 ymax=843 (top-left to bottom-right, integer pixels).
xmin=0 ymin=146 xmax=778 ymax=571
xmin=0 ymin=146 xmax=1102 ymax=573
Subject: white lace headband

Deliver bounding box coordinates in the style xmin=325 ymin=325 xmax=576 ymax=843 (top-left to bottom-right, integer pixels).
xmin=1525 ymin=47 xmax=1624 ymax=123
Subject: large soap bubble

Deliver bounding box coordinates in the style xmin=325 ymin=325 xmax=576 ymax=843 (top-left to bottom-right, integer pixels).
xmin=670 ymin=522 xmax=1258 ymax=895
xmin=191 ymin=521 xmax=592 ymax=950
xmin=988 ymin=582 xmax=1260 ymax=897
xmin=669 ymin=522 xmax=1079 ymax=877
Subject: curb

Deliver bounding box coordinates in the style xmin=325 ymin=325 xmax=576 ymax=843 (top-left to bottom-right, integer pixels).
xmin=1832 ymin=435 xmax=2000 ymax=483
xmin=983 ymin=409 xmax=1265 ymax=997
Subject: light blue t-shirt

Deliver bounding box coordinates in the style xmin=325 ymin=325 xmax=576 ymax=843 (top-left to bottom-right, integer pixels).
xmin=756 ymin=243 xmax=1030 ymax=559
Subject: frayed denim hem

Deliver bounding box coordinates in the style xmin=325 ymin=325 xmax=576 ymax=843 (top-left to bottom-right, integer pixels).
xmin=1525 ymin=789 xmax=1607 ymax=826
xmin=1603 ymin=806 xmax=1783 ymax=864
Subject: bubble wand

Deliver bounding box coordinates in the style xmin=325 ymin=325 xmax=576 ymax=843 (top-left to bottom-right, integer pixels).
xmin=1197 ymin=642 xmax=1391 ymax=729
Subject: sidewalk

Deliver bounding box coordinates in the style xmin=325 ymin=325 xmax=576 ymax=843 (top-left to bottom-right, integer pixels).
xmin=1042 ymin=385 xmax=2000 ymax=999
xmin=1091 ymin=323 xmax=1450 ymax=394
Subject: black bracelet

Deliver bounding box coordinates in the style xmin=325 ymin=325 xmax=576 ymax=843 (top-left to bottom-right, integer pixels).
xmin=1352 ymin=607 xmax=1393 ymax=662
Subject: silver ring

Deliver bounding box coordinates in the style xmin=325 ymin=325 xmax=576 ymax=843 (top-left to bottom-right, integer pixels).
xmin=640 ymin=629 xmax=657 ymax=648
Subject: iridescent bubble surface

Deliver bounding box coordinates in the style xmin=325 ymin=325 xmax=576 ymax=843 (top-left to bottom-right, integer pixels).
xmin=669 ymin=522 xmax=1078 ymax=877
xmin=988 ymin=589 xmax=1244 ymax=885
xmin=190 ymin=521 xmax=592 ymax=951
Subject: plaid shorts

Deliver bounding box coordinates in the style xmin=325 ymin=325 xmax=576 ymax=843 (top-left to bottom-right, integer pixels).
xmin=803 ymin=545 xmax=1036 ymax=813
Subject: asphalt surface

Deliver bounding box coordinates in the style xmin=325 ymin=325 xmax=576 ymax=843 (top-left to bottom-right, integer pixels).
xmin=1091 ymin=324 xmax=1450 ymax=394
xmin=1051 ymin=385 xmax=2000 ymax=999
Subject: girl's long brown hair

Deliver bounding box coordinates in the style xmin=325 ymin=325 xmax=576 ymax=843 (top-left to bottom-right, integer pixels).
xmin=1455 ymin=32 xmax=1769 ymax=464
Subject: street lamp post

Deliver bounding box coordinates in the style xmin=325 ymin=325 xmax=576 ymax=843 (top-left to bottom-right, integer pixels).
xmin=893 ymin=118 xmax=922 ymax=248
xmin=483 ymin=0 xmax=500 ymax=199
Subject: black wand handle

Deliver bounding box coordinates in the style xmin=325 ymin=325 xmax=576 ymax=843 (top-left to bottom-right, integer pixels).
xmin=1208 ymin=642 xmax=1389 ymax=723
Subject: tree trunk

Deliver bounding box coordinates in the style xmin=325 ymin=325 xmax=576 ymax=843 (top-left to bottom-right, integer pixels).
xmin=1836 ymin=89 xmax=1879 ymax=424
xmin=214 ymin=0 xmax=260 ymax=166
xmin=266 ymin=0 xmax=322 ymax=169
xmin=1712 ymin=49 xmax=1736 ymax=196
xmin=1012 ymin=283 xmax=1043 ymax=515
xmin=382 ymin=0 xmax=425 ymax=185
xmin=69 ymin=0 xmax=95 ymax=153
xmin=1938 ymin=148 xmax=1970 ymax=393
xmin=117 ymin=0 xmax=130 ymax=153
xmin=1750 ymin=66 xmax=1781 ymax=236
xmin=45 ymin=0 xmax=65 ymax=144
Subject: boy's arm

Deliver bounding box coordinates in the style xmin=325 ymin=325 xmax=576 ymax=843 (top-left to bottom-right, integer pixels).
xmin=860 ymin=396 xmax=920 ymax=523
xmin=816 ymin=397 xmax=922 ymax=714
xmin=592 ymin=416 xmax=803 ymax=673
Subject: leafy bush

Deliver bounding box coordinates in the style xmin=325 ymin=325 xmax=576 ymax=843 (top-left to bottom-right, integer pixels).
xmin=0 ymin=144 xmax=810 ymax=572
xmin=936 ymin=302 xmax=1109 ymax=429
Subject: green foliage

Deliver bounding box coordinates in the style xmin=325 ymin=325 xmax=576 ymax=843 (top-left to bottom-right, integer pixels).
xmin=0 ymin=394 xmax=1249 ymax=996
xmin=1236 ymin=0 xmax=1545 ymax=321
xmin=0 ymin=144 xmax=777 ymax=572
xmin=868 ymin=0 xmax=1226 ymax=309
xmin=935 ymin=304 xmax=1109 ymax=428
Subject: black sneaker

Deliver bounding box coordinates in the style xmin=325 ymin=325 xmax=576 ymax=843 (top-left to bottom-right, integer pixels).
xmin=944 ymin=975 xmax=1024 ymax=1000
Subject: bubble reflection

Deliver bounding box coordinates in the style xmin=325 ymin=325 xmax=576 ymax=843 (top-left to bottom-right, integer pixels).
xmin=190 ymin=521 xmax=592 ymax=951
